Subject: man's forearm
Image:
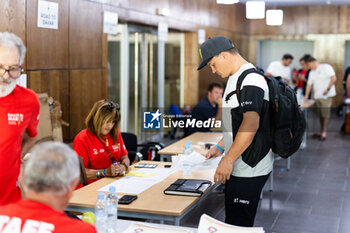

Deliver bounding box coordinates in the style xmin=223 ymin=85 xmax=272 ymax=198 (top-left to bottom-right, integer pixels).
xmin=224 ymin=112 xmax=259 ymax=163
xmin=305 ymin=84 xmax=312 ymax=99
xmin=21 ymin=133 xmax=36 ymax=159
xmin=326 ymin=76 xmax=337 ymax=91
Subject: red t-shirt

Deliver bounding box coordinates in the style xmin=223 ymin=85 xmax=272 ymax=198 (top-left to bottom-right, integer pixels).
xmin=73 ymin=129 xmax=128 ymax=183
xmin=0 ymin=86 xmax=40 ymax=205
xmin=0 ymin=199 xmax=97 ymax=233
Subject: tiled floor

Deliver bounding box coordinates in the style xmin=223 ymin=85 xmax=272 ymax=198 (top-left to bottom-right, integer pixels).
xmin=173 ymin=110 xmax=350 ymax=232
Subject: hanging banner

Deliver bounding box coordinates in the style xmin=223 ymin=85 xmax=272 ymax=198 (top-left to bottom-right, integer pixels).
xmin=158 ymin=22 xmax=168 ymax=41
xmin=103 ymin=11 xmax=119 ymax=35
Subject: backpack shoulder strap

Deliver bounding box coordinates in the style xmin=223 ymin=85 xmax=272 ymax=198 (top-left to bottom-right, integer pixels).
xmin=225 ymin=68 xmax=260 ymax=103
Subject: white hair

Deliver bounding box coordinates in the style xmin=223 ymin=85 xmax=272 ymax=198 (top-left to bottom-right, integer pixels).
xmin=0 ymin=32 xmax=26 ymax=65
xmin=24 ymin=142 xmax=80 ymax=195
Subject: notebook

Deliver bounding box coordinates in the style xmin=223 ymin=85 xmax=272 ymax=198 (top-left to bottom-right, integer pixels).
xmin=164 ymin=179 xmax=212 ymax=197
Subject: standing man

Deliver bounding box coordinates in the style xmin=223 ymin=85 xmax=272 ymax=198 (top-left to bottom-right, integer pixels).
xmin=0 ymin=32 xmax=40 ymax=205
xmin=0 ymin=142 xmax=97 ymax=233
xmin=199 ymin=36 xmax=273 ymax=227
xmin=187 ymin=82 xmax=223 ymax=135
xmin=304 ymin=57 xmax=337 ymax=141
xmin=266 ymin=54 xmax=294 ymax=86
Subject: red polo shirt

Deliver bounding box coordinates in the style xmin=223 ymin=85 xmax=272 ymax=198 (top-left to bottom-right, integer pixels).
xmin=0 ymin=199 xmax=97 ymax=233
xmin=0 ymin=86 xmax=40 ymax=205
xmin=73 ymin=129 xmax=128 ymax=183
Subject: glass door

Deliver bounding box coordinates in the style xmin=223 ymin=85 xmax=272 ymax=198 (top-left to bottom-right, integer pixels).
xmin=128 ymin=29 xmax=158 ymax=140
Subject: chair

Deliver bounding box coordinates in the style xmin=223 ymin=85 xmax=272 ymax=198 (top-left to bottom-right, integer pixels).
xmin=78 ymin=156 xmax=88 ymax=186
xmin=121 ymin=132 xmax=164 ymax=163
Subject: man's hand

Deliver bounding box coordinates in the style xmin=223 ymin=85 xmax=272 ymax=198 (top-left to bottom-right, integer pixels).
xmin=205 ymin=145 xmax=223 ymax=159
xmin=323 ymin=89 xmax=329 ymax=96
xmin=214 ymin=156 xmax=234 ymax=184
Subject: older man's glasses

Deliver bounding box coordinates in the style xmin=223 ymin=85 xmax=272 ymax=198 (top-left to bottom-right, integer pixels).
xmin=0 ymin=65 xmax=23 ymax=79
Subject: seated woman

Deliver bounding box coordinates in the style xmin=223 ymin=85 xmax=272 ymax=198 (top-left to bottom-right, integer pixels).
xmin=73 ymin=99 xmax=130 ymax=185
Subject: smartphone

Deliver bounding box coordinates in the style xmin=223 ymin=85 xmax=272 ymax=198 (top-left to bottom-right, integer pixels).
xmin=118 ymin=195 xmax=137 ymax=205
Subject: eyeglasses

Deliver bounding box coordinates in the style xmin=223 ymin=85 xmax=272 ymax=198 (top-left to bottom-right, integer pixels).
xmin=0 ymin=65 xmax=23 ymax=79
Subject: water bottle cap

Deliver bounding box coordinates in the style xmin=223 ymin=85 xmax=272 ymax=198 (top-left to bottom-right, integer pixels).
xmin=187 ymin=140 xmax=192 ymax=144
xmin=97 ymin=192 xmax=105 ymax=199
xmin=108 ymin=186 xmax=116 ymax=193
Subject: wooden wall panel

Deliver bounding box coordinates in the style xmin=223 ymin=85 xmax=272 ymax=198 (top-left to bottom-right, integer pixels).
xmin=250 ymin=5 xmax=350 ymax=36
xmin=91 ymin=0 xmax=249 ymax=34
xmin=27 ymin=70 xmax=70 ymax=140
xmin=26 ymin=0 xmax=69 ymax=70
xmin=308 ymin=6 xmax=339 ymax=34
xmin=184 ymin=32 xmax=199 ymax=107
xmin=0 ymin=0 xmax=26 ymax=43
xmin=69 ymin=0 xmax=102 ymax=69
xmin=69 ymin=69 xmax=107 ymax=137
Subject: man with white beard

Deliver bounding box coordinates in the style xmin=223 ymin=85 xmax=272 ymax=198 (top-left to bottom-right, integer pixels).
xmin=0 ymin=32 xmax=40 ymax=205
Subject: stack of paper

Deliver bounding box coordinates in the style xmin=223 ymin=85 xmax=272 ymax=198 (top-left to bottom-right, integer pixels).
xmin=198 ymin=214 xmax=264 ymax=233
xmin=122 ymin=222 xmax=193 ymax=233
xmin=98 ymin=168 xmax=174 ymax=194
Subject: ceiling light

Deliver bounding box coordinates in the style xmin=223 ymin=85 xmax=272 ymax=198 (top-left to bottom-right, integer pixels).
xmin=266 ymin=9 xmax=283 ymax=26
xmin=246 ymin=1 xmax=265 ymax=19
xmin=216 ymin=0 xmax=239 ymax=4
xmin=156 ymin=8 xmax=170 ymax=16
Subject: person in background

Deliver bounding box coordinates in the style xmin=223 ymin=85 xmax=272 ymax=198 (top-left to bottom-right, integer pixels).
xmin=186 ymin=82 xmax=223 ymax=135
xmin=199 ymin=36 xmax=273 ymax=227
xmin=0 ymin=142 xmax=97 ymax=233
xmin=266 ymin=54 xmax=294 ymax=86
xmin=0 ymin=32 xmax=40 ymax=205
xmin=73 ymin=99 xmax=130 ymax=185
xmin=304 ymin=57 xmax=337 ymax=141
xmin=292 ymin=54 xmax=312 ymax=94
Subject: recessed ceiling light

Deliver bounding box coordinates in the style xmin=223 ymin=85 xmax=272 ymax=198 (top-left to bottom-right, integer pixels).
xmin=216 ymin=0 xmax=239 ymax=4
xmin=246 ymin=1 xmax=265 ymax=19
xmin=266 ymin=9 xmax=283 ymax=26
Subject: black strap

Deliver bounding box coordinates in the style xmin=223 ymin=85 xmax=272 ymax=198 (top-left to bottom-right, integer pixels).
xmin=225 ymin=68 xmax=261 ymax=103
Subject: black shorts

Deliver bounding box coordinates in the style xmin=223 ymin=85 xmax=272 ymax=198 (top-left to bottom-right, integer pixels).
xmin=225 ymin=173 xmax=270 ymax=227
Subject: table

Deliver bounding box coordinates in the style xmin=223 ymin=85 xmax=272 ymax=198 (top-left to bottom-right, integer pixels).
xmin=300 ymin=100 xmax=315 ymax=151
xmin=158 ymin=132 xmax=223 ymax=161
xmin=67 ymin=161 xmax=215 ymax=226
xmin=117 ymin=219 xmax=197 ymax=232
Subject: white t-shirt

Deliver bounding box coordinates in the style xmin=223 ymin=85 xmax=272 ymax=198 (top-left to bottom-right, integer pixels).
xmin=266 ymin=61 xmax=293 ymax=87
xmin=222 ymin=63 xmax=273 ymax=177
xmin=308 ymin=64 xmax=336 ymax=100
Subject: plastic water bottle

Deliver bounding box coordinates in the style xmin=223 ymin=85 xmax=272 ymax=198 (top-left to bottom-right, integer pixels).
xmin=105 ymin=186 xmax=118 ymax=233
xmin=95 ymin=192 xmax=107 ymax=233
xmin=184 ymin=141 xmax=192 ymax=155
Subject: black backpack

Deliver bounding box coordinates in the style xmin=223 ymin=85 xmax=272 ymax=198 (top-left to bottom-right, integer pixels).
xmin=236 ymin=68 xmax=306 ymax=160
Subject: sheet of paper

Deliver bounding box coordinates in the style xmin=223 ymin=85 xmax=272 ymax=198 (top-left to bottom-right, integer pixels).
xmin=198 ymin=214 xmax=265 ymax=233
xmin=172 ymin=151 xmax=222 ymax=170
xmin=98 ymin=168 xmax=174 ymax=194
xmin=122 ymin=222 xmax=193 ymax=233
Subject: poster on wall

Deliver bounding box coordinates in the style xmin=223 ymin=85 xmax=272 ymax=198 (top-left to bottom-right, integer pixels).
xmin=198 ymin=29 xmax=206 ymax=44
xmin=158 ymin=22 xmax=168 ymax=42
xmin=37 ymin=0 xmax=59 ymax=30
xmin=103 ymin=11 xmax=119 ymax=35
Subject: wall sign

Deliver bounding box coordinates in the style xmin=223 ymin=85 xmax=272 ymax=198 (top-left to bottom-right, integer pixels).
xmin=198 ymin=29 xmax=206 ymax=44
xmin=37 ymin=0 xmax=59 ymax=30
xmin=158 ymin=22 xmax=168 ymax=42
xmin=103 ymin=11 xmax=119 ymax=35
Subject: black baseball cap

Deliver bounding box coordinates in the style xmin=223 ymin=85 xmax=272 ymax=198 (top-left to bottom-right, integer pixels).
xmin=197 ymin=36 xmax=234 ymax=70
